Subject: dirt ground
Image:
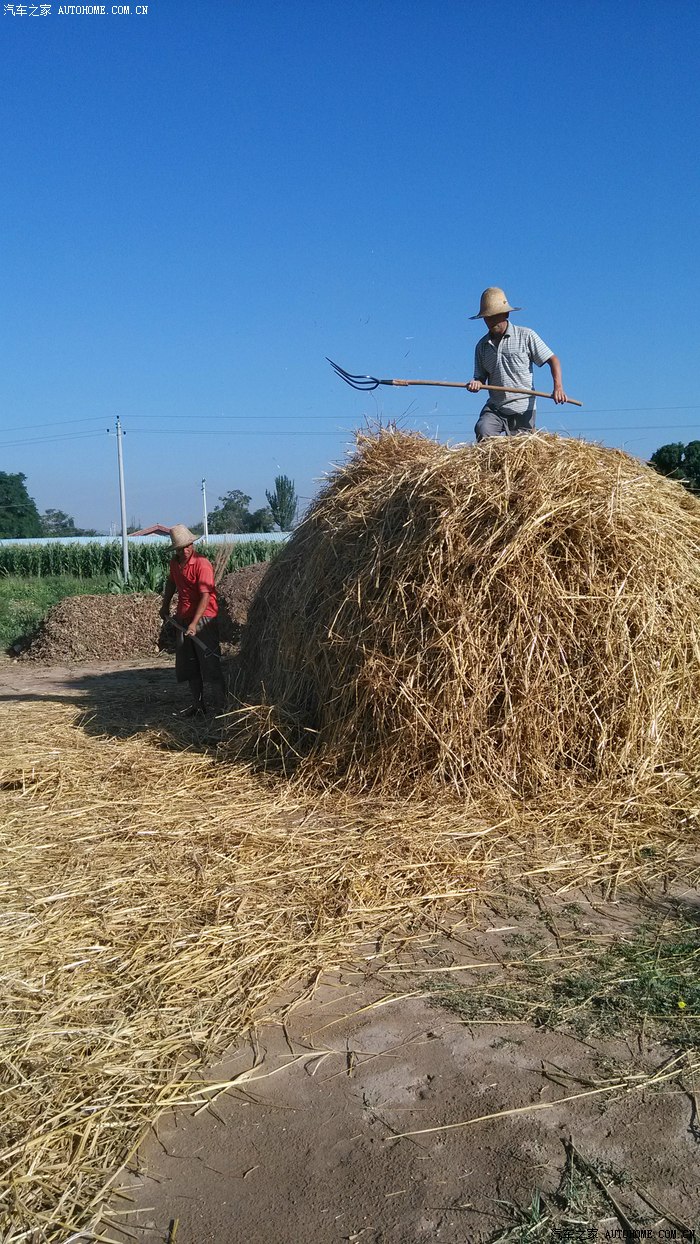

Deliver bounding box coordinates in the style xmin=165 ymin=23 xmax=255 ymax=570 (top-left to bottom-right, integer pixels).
xmin=108 ymin=937 xmax=700 ymax=1244
xmin=2 ymin=656 xmax=698 ymax=1243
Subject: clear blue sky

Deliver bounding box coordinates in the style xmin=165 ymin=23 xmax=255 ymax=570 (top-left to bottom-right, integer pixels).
xmin=2 ymin=0 xmax=699 ymax=531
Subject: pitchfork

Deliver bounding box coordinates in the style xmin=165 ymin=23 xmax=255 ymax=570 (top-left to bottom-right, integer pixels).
xmin=327 ymin=358 xmax=583 ymax=407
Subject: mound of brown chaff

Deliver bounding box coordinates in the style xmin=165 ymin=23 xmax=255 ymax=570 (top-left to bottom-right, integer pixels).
xmin=2 ymin=430 xmax=700 ymax=1239
xmin=22 ymin=593 xmax=162 ymax=664
xmin=234 ymin=430 xmax=700 ymax=808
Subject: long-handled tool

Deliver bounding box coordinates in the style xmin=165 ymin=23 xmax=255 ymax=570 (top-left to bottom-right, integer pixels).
xmin=166 ymin=617 xmax=223 ymax=662
xmin=327 ymin=358 xmax=583 ymax=407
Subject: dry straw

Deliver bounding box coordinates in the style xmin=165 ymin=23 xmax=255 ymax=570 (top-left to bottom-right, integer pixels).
xmin=234 ymin=430 xmax=700 ymax=811
xmin=2 ymin=430 xmax=700 ymax=1238
xmin=1 ymin=695 xmax=697 ymax=1240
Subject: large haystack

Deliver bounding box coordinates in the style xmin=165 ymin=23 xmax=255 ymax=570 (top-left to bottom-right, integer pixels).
xmin=236 ymin=431 xmax=700 ymax=800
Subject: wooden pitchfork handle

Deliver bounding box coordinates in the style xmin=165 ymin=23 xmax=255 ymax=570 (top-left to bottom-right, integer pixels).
xmin=326 ymin=360 xmax=583 ymax=406
xmin=390 ymin=379 xmax=583 ymax=407
xmin=167 ymin=617 xmax=223 ymax=661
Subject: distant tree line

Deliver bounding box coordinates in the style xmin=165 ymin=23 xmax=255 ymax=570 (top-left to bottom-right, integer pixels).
xmin=0 ymin=470 xmax=299 ymax=540
xmin=0 ymin=473 xmax=101 ymax=540
xmin=649 ymin=441 xmax=700 ymax=493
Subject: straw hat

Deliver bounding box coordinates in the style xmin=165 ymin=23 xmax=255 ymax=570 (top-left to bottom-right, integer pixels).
xmin=169 ymin=524 xmax=199 ymax=550
xmin=470 ymin=287 xmax=522 ymax=320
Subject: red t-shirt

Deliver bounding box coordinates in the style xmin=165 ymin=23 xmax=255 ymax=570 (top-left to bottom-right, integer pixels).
xmin=169 ymin=554 xmax=218 ymax=624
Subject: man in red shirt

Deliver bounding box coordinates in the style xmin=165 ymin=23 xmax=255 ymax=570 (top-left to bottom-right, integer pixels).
xmin=160 ymin=524 xmax=222 ymax=717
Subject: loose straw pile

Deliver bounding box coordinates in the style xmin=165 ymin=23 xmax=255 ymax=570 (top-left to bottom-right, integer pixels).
xmin=235 ymin=430 xmax=700 ymax=809
xmin=2 ymin=692 xmax=697 ymax=1238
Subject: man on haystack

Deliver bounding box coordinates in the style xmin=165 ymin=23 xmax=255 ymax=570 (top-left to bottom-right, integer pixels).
xmin=159 ymin=525 xmax=223 ymax=717
xmin=467 ymin=287 xmax=567 ymax=441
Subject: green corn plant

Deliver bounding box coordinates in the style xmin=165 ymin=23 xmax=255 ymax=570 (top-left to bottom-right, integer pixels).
xmin=0 ymin=538 xmax=284 ymax=580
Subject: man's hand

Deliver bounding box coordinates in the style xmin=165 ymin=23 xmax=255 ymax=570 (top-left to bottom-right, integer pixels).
xmin=185 ymin=623 xmax=198 ymax=638
xmin=467 ymin=380 xmax=484 ymax=393
xmin=159 ymin=604 xmax=170 ymax=621
xmin=552 ymin=386 xmax=567 ymax=404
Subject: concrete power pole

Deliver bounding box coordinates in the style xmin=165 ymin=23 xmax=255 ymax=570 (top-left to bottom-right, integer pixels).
xmin=202 ymin=478 xmax=209 ymax=541
xmin=116 ymin=416 xmax=129 ymax=580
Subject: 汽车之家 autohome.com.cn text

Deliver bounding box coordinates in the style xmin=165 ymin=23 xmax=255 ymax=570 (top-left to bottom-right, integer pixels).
xmin=4 ymin=3 xmax=149 ymax=13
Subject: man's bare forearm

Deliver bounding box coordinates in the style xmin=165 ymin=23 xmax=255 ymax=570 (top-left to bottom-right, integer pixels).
xmin=547 ymin=356 xmax=567 ymax=404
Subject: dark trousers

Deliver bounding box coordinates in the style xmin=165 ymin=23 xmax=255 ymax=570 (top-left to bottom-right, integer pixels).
xmin=174 ymin=617 xmax=223 ymax=686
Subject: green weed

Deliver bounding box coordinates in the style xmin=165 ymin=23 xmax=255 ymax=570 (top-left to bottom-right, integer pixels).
xmin=108 ymin=565 xmax=166 ymax=594
xmin=488 ymin=1146 xmax=650 ymax=1242
xmin=431 ymin=914 xmax=700 ymax=1050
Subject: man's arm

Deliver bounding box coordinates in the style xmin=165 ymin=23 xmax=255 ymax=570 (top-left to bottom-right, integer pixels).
xmin=160 ymin=575 xmax=176 ymax=621
xmin=467 ymin=343 xmax=487 ymax=392
xmin=547 ymin=355 xmax=567 ymax=404
xmin=185 ymin=591 xmax=210 ymax=637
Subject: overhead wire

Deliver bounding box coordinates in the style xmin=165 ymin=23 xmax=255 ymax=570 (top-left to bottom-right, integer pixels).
xmin=0 ymin=417 xmax=109 ymax=433
xmin=0 ymin=401 xmax=697 ymax=449
xmin=0 ymin=431 xmax=108 ymax=449
xmin=0 ymin=424 xmax=697 ymax=448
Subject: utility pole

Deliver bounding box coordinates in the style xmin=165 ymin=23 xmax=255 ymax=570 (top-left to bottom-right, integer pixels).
xmin=202 ymin=478 xmax=209 ymax=541
xmin=116 ymin=416 xmax=129 ymax=580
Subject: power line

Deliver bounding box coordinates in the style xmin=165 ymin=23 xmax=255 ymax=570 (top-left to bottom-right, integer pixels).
xmin=556 ymin=404 xmax=700 ymax=413
xmin=116 ymin=404 xmax=700 ymax=419
xmin=0 ymin=417 xmax=107 ymax=433
xmin=1 ymin=402 xmax=697 ymax=431
xmin=1 ymin=424 xmax=697 ymax=448
xmin=0 ymin=431 xmax=108 ymax=448
xmin=0 ymin=413 xmax=697 ymax=450
xmin=97 ymin=422 xmax=700 ymax=436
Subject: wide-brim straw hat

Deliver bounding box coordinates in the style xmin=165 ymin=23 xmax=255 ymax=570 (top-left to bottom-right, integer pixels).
xmin=470 ymin=286 xmax=522 ymax=320
xmin=169 ymin=524 xmax=200 ymax=550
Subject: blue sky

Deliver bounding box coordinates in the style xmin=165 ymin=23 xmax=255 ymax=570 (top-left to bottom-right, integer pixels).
xmin=2 ymin=0 xmax=699 ymax=531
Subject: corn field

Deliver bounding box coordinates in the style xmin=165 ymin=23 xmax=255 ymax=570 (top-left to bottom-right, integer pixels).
xmin=0 ymin=541 xmax=280 ymax=580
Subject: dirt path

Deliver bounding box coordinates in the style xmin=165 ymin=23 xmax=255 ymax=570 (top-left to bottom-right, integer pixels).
xmin=110 ymin=975 xmax=698 ymax=1243
xmin=2 ymin=658 xmax=698 ymax=1243
xmin=108 ymin=906 xmax=699 ymax=1244
xmin=0 ymin=654 xmax=169 ymax=699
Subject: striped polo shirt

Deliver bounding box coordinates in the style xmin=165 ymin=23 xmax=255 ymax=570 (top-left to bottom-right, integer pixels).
xmin=474 ymin=322 xmax=553 ymax=416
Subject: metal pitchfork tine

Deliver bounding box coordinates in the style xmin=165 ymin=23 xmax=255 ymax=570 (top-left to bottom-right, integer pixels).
xmin=327 ymin=358 xmax=384 ymax=391
xmin=326 ymin=357 xmax=584 ymax=406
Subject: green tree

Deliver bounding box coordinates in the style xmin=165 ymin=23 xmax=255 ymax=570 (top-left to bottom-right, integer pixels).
xmin=242 ymin=506 xmax=275 ymax=533
xmin=41 ymin=509 xmax=78 ymax=537
xmin=207 ymin=490 xmax=277 ymax=533
xmin=208 ymin=489 xmax=253 ymax=533
xmin=650 ymin=441 xmax=700 ymax=493
xmin=0 ymin=472 xmax=43 ymax=539
xmin=684 ymin=440 xmax=700 ymax=489
xmin=265 ymin=475 xmax=298 ymax=530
